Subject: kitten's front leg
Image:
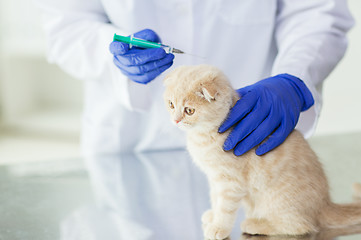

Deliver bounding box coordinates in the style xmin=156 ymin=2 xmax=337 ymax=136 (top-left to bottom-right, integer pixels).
xmin=202 ymin=182 xmax=217 ymax=227
xmin=203 ymin=183 xmax=243 ymax=240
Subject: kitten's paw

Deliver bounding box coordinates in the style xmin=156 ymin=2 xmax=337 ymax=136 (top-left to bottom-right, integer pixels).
xmin=204 ymin=223 xmax=231 ymax=240
xmin=202 ymin=209 xmax=214 ymax=224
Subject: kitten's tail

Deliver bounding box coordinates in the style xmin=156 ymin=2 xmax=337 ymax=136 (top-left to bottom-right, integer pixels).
xmin=321 ymin=183 xmax=361 ymax=229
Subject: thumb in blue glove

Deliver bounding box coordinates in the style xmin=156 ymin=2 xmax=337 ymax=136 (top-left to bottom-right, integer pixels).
xmin=218 ymin=74 xmax=314 ymax=156
xmin=109 ymin=29 xmax=174 ymax=84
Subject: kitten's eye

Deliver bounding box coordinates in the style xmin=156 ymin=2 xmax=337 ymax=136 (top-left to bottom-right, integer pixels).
xmin=169 ymin=101 xmax=174 ymax=109
xmin=184 ymin=107 xmax=195 ymax=115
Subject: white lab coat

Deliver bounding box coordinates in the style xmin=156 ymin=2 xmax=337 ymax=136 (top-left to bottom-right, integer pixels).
xmin=38 ymin=0 xmax=354 ymax=155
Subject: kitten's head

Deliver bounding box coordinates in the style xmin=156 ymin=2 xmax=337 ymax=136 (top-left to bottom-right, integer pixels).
xmin=163 ymin=65 xmax=238 ymax=131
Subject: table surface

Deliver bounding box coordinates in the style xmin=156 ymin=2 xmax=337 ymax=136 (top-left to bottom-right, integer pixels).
xmin=0 ymin=132 xmax=360 ymax=240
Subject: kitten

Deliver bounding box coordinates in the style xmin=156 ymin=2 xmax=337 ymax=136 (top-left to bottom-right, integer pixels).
xmin=163 ymin=65 xmax=361 ymax=240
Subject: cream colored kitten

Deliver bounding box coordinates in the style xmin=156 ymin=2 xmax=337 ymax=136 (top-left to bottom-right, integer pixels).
xmin=163 ymin=65 xmax=361 ymax=240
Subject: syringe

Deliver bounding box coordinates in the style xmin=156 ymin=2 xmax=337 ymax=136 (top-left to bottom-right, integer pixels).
xmin=113 ymin=33 xmax=185 ymax=54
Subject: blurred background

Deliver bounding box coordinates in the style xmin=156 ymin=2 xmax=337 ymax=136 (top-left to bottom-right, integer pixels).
xmin=0 ymin=0 xmax=360 ymax=164
xmin=0 ymin=0 xmax=83 ymax=163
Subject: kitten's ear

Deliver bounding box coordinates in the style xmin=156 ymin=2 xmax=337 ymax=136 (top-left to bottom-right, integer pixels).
xmin=196 ymin=83 xmax=217 ymax=102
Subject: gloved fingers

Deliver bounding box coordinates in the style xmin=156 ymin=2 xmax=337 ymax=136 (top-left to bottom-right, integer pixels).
xmin=115 ymin=48 xmax=167 ymax=66
xmin=222 ymin=98 xmax=270 ymax=151
xmin=255 ymin=120 xmax=293 ymax=156
xmin=109 ymin=41 xmax=130 ymax=55
xmin=123 ymin=61 xmax=173 ymax=84
xmin=218 ymin=90 xmax=258 ymax=133
xmin=114 ymin=53 xmax=174 ymax=75
xmin=133 ymin=29 xmax=161 ymax=43
xmin=232 ymin=110 xmax=281 ymax=156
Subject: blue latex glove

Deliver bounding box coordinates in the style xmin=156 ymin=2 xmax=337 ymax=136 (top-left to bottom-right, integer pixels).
xmin=218 ymin=74 xmax=314 ymax=156
xmin=109 ymin=29 xmax=174 ymax=84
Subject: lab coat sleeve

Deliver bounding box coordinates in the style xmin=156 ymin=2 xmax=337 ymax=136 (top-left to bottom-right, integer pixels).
xmin=271 ymin=0 xmax=354 ymax=137
xmin=36 ymin=0 xmax=150 ymax=111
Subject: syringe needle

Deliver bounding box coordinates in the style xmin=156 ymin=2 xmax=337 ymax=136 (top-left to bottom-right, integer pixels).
xmin=171 ymin=48 xmax=185 ymax=54
xmin=171 ymin=48 xmax=206 ymax=59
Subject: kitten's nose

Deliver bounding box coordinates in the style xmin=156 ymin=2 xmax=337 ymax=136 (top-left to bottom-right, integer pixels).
xmin=175 ymin=120 xmax=180 ymax=124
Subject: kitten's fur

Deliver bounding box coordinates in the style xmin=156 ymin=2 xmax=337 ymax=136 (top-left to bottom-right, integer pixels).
xmin=163 ymin=65 xmax=361 ymax=240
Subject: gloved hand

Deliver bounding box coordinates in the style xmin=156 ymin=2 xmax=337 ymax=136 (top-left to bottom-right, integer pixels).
xmin=218 ymin=74 xmax=314 ymax=156
xmin=109 ymin=29 xmax=174 ymax=84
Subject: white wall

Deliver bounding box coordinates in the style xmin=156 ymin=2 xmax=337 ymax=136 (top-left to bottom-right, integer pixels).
xmin=315 ymin=0 xmax=361 ymax=136
xmin=0 ymin=0 xmax=83 ymax=136
xmin=0 ymin=0 xmax=83 ymax=163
